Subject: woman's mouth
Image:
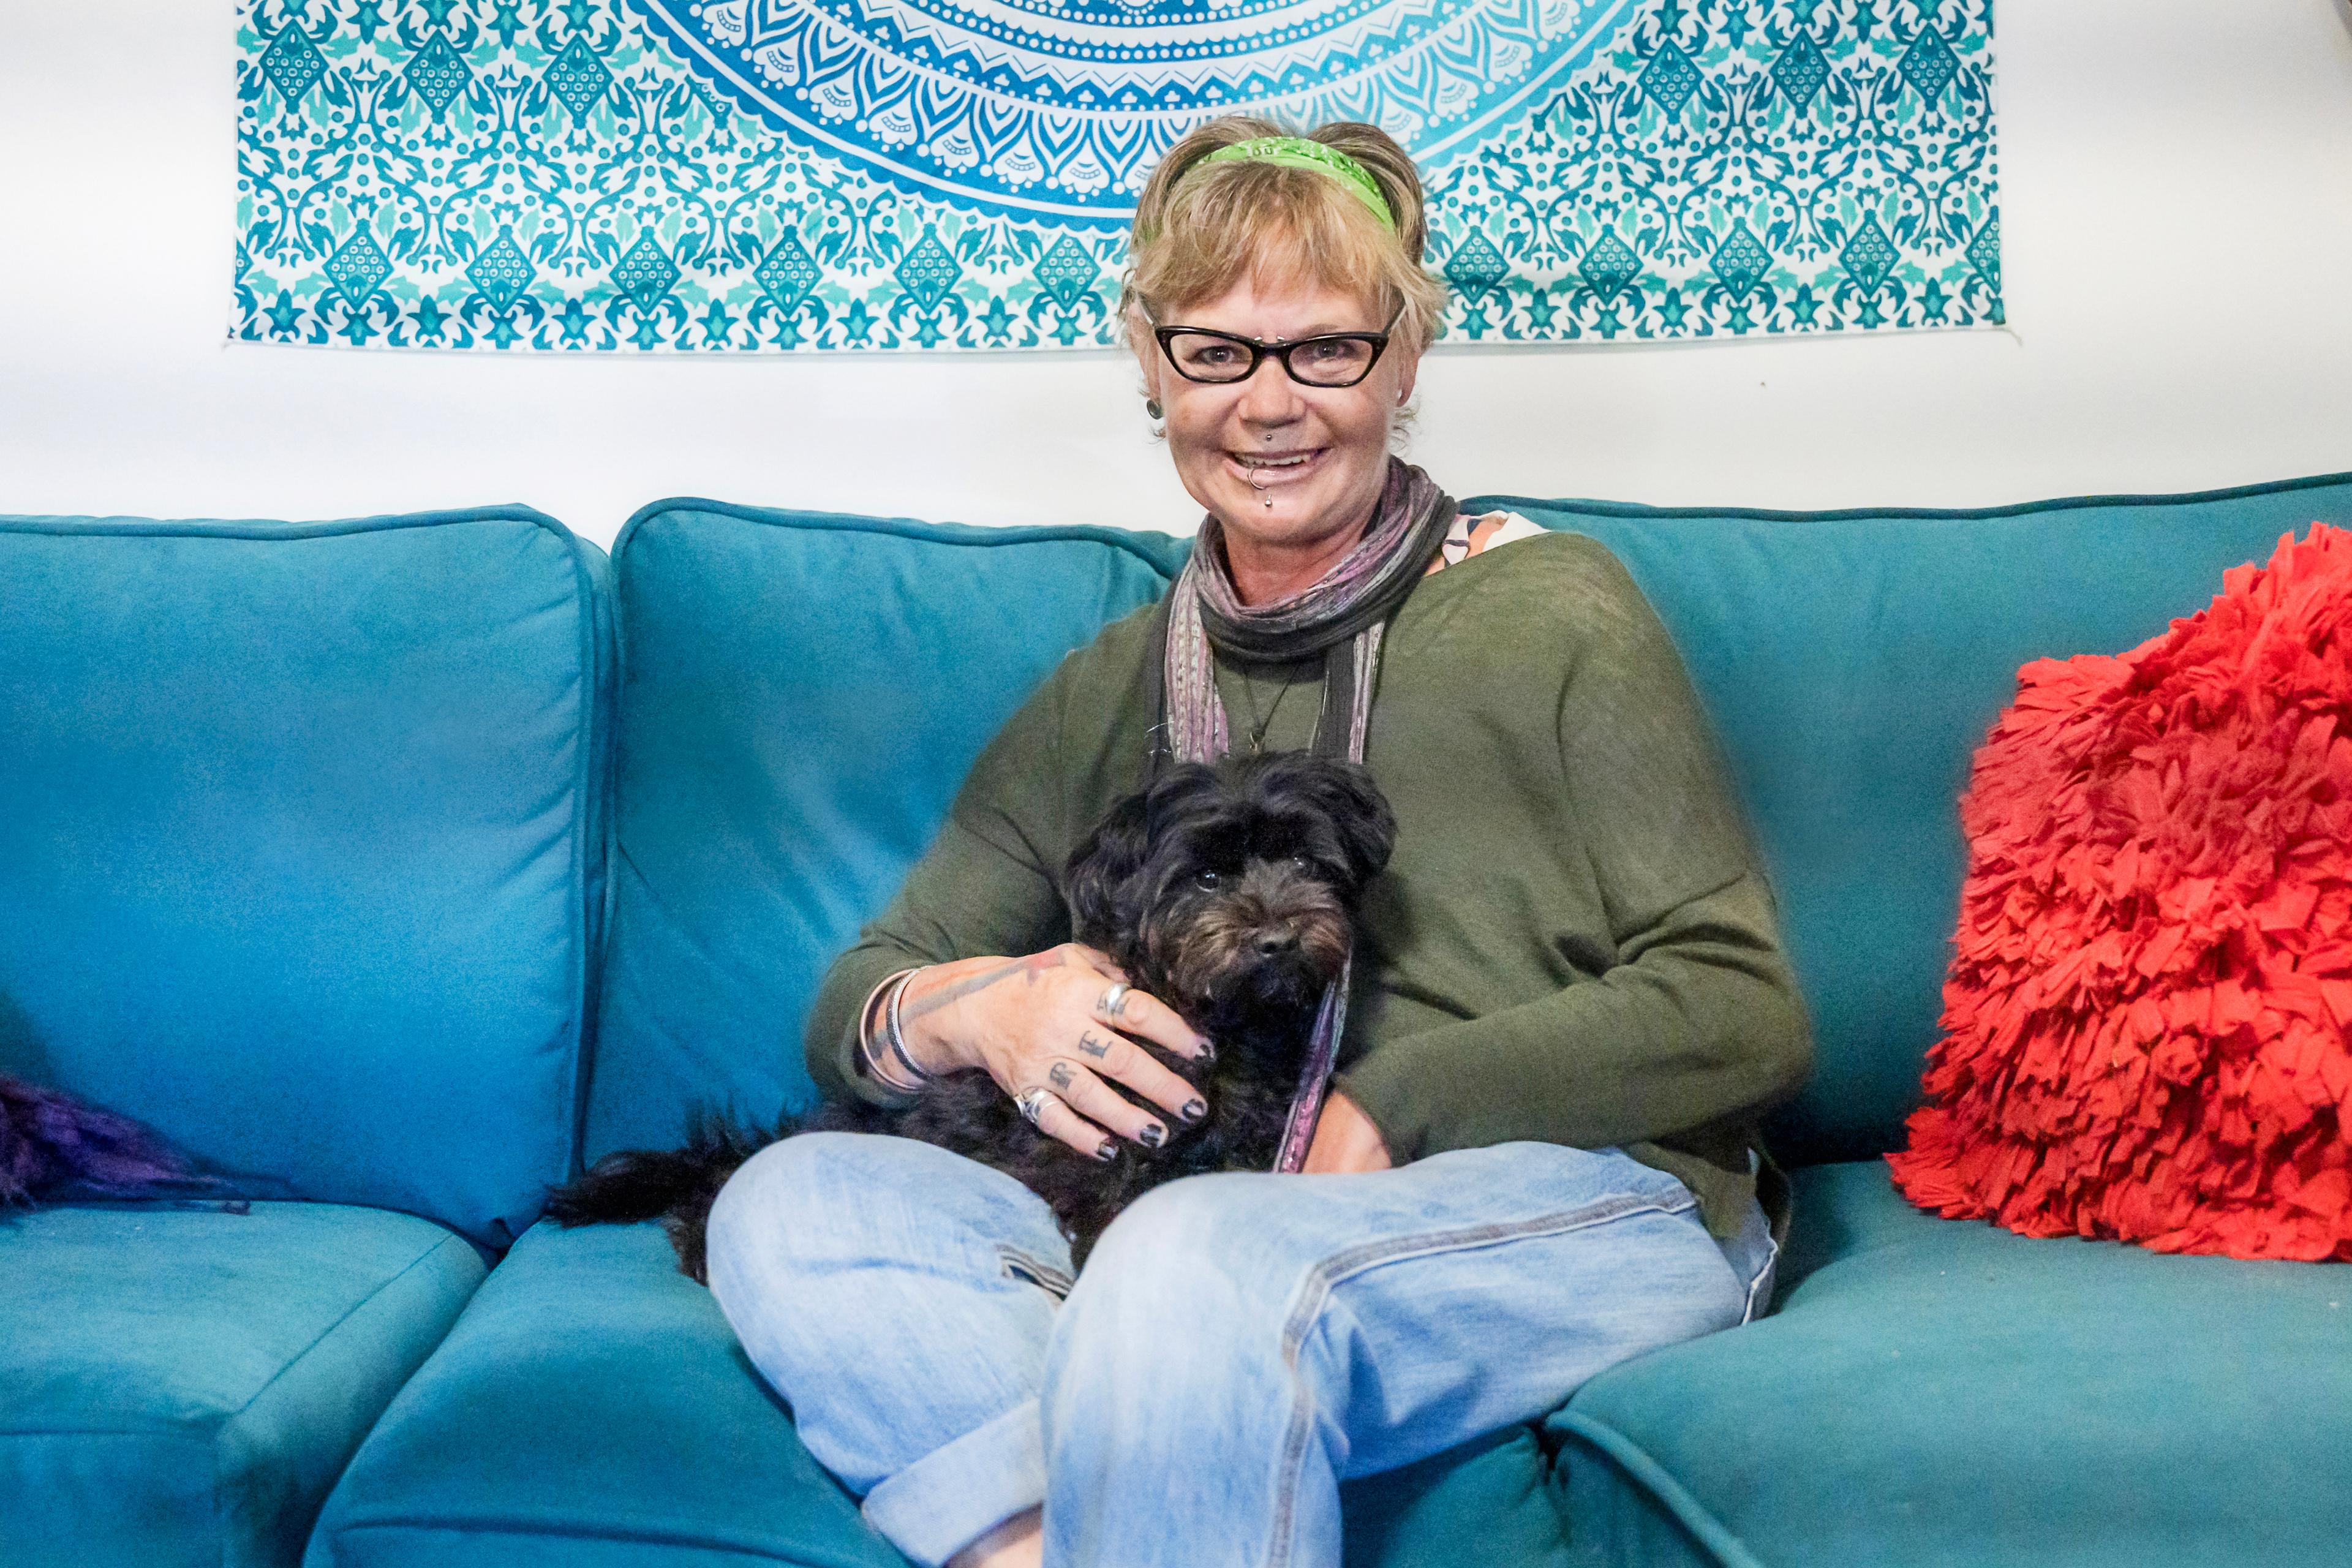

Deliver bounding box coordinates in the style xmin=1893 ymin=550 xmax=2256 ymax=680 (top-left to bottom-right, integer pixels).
xmin=1225 ymin=448 xmax=1325 ymax=488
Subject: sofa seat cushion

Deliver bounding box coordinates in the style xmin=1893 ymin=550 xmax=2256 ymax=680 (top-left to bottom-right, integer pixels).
xmin=308 ymin=1218 xmax=1571 ymax=1567
xmin=0 ymin=1202 xmax=484 ymax=1568
xmin=1549 ymin=1161 xmax=2352 ymax=1568
xmin=304 ymin=1219 xmax=903 ymax=1568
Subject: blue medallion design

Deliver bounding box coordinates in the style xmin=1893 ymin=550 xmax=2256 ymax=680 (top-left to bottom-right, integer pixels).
xmin=229 ymin=0 xmax=2002 ymax=352
xmin=631 ymin=0 xmax=1634 ymax=224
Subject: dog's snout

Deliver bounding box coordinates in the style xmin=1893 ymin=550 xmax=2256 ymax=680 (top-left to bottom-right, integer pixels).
xmin=1254 ymin=925 xmax=1300 ymax=957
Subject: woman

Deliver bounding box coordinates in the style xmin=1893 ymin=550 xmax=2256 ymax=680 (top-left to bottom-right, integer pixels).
xmin=704 ymin=117 xmax=1812 ymax=1568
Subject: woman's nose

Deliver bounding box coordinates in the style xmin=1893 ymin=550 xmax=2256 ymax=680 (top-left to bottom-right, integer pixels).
xmin=1235 ymin=355 xmax=1306 ymax=423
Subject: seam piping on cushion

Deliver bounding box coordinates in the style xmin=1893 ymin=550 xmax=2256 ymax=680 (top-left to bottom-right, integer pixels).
xmin=1548 ymin=1410 xmax=1766 ymax=1568
xmin=223 ymin=1232 xmax=478 ymax=1568
xmin=1463 ymin=466 xmax=2352 ymax=526
xmin=0 ymin=504 xmax=562 ymax=541
xmin=554 ymin=529 xmax=614 ymax=1196
xmin=609 ymin=496 xmax=1188 ymax=580
xmin=220 ymin=1232 xmax=475 ymax=1429
xmin=325 ymin=1513 xmax=873 ymax=1567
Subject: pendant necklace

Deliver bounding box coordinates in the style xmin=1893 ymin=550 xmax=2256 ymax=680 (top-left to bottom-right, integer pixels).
xmin=1238 ymin=664 xmax=1299 ymax=755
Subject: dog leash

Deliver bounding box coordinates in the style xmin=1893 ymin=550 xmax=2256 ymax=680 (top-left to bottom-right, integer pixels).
xmin=1273 ymin=962 xmax=1349 ymax=1174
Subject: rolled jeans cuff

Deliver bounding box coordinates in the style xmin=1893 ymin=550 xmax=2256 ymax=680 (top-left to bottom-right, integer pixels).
xmin=860 ymin=1398 xmax=1046 ymax=1567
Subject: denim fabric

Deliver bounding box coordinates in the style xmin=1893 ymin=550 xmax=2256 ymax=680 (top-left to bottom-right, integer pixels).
xmin=706 ymin=1135 xmax=1769 ymax=1568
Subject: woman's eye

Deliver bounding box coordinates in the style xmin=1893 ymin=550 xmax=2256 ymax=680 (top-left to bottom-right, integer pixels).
xmin=1194 ymin=869 xmax=1221 ymax=889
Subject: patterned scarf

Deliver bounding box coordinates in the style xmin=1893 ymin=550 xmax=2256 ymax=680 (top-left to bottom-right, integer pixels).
xmin=1150 ymin=457 xmax=1456 ymax=1170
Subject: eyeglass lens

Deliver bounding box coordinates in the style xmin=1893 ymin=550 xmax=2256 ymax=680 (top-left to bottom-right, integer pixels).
xmin=1163 ymin=332 xmax=1381 ymax=386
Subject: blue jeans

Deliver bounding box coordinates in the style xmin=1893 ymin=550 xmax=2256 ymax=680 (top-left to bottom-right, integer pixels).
xmin=706 ymin=1134 xmax=1776 ymax=1568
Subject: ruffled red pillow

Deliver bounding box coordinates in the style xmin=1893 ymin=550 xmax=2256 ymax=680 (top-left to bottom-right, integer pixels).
xmin=1889 ymin=522 xmax=2352 ymax=1261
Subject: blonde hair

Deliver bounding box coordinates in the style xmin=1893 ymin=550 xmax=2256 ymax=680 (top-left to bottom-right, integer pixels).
xmin=1121 ymin=117 xmax=1449 ymax=353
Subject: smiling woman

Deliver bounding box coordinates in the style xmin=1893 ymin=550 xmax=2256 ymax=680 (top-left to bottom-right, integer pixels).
xmin=698 ymin=116 xmax=1813 ymax=1568
xmin=1124 ymin=122 xmax=1448 ymax=602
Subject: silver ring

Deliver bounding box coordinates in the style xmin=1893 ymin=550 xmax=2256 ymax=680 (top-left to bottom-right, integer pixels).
xmin=1014 ymin=1088 xmax=1059 ymax=1129
xmin=1098 ymin=982 xmax=1131 ymax=1021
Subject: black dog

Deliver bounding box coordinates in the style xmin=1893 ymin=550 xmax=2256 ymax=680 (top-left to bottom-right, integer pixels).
xmin=549 ymin=752 xmax=1396 ymax=1279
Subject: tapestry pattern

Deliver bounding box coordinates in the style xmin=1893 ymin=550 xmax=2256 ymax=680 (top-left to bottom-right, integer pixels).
xmin=232 ymin=0 xmax=2001 ymax=351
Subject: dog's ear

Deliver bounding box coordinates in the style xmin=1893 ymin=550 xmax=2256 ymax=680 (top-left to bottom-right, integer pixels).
xmin=1280 ymin=757 xmax=1396 ymax=893
xmin=1065 ymin=785 xmax=1155 ymax=947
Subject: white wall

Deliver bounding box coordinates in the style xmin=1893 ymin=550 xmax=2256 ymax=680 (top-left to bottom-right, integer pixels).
xmin=4 ymin=1 xmax=2350 ymax=550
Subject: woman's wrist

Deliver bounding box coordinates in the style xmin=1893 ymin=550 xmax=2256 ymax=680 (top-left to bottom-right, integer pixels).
xmin=893 ymin=959 xmax=998 ymax=1076
xmin=858 ymin=970 xmax=930 ymax=1092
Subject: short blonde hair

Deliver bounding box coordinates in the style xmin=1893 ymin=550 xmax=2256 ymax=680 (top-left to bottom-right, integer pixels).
xmin=1121 ymin=117 xmax=1449 ymax=353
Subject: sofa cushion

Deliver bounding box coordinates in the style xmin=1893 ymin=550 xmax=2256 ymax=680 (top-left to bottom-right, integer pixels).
xmin=1471 ymin=473 xmax=2352 ymax=1163
xmin=303 ymin=1219 xmax=916 ymax=1568
xmin=0 ymin=1202 xmax=484 ymax=1568
xmin=0 ymin=510 xmax=613 ymax=1246
xmin=306 ymin=1219 xmax=1570 ymax=1568
xmin=589 ymin=502 xmax=1182 ymax=1159
xmin=1548 ymin=1161 xmax=2352 ymax=1568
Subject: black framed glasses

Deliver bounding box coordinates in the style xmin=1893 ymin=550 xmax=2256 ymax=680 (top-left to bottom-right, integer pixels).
xmin=1153 ymin=304 xmax=1403 ymax=388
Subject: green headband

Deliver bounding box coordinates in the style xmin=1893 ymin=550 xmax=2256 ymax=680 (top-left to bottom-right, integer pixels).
xmin=1188 ymin=137 xmax=1398 ymax=235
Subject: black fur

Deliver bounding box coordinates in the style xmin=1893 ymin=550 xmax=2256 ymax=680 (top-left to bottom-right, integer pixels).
xmin=548 ymin=752 xmax=1396 ymax=1281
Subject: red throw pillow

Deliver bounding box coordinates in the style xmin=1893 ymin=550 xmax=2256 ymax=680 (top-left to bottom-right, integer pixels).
xmin=1889 ymin=522 xmax=2352 ymax=1261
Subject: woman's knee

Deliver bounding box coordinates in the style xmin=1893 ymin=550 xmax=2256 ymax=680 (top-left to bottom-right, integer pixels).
xmin=703 ymin=1133 xmax=877 ymax=1340
xmin=1062 ymin=1174 xmax=1295 ymax=1346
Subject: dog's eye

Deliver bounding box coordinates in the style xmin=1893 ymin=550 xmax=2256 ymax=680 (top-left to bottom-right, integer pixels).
xmin=1292 ymin=854 xmax=1311 ymax=871
xmin=1194 ymin=869 xmax=1220 ymax=889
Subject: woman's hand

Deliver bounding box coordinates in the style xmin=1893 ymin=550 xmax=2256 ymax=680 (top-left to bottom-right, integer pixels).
xmin=1302 ymin=1090 xmax=1393 ymax=1174
xmin=894 ymin=946 xmax=1213 ymax=1161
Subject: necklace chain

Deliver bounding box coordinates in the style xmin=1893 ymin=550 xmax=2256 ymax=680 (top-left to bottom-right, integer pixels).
xmin=1238 ymin=663 xmax=1298 ymax=754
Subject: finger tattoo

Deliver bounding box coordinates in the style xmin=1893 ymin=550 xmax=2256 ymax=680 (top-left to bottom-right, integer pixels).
xmin=1048 ymin=1061 xmax=1076 ymax=1091
xmin=1077 ymin=1030 xmax=1112 ymax=1059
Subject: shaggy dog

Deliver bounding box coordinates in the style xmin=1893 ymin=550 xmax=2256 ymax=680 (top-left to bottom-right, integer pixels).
xmin=549 ymin=752 xmax=1395 ymax=1280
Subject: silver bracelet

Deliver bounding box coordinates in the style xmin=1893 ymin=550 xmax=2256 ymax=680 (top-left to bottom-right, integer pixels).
xmin=859 ymin=970 xmax=927 ymax=1093
xmin=884 ymin=968 xmax=935 ymax=1086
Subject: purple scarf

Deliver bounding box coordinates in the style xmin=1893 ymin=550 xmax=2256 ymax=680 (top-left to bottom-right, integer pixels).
xmin=1153 ymin=458 xmax=1455 ymax=1170
xmin=1 ymin=1073 xmax=207 ymax=1207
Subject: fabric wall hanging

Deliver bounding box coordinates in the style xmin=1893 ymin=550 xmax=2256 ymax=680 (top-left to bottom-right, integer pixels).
xmin=232 ymin=0 xmax=2001 ymax=352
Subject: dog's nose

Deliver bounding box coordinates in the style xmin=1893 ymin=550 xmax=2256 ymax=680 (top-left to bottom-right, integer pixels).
xmin=1255 ymin=927 xmax=1300 ymax=957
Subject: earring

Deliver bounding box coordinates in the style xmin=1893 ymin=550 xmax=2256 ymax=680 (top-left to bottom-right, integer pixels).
xmin=1145 ymin=398 xmax=1164 ymax=420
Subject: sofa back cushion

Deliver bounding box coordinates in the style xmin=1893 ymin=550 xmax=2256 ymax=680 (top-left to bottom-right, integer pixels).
xmin=0 ymin=510 xmax=612 ymax=1246
xmin=1482 ymin=473 xmax=2352 ymax=1164
xmin=588 ymin=502 xmax=1181 ymax=1159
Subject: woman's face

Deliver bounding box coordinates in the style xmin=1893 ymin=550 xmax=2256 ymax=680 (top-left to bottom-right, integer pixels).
xmin=1136 ymin=275 xmax=1418 ymax=557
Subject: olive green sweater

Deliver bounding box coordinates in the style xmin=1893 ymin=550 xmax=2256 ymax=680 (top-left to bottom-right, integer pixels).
xmin=805 ymin=530 xmax=1814 ymax=1237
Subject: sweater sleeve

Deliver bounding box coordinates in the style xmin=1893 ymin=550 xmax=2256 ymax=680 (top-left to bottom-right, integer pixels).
xmin=1335 ymin=545 xmax=1814 ymax=1159
xmin=802 ymin=665 xmax=1077 ymax=1108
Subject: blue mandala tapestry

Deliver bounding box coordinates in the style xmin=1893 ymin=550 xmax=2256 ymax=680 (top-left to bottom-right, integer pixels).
xmin=232 ymin=0 xmax=2001 ymax=351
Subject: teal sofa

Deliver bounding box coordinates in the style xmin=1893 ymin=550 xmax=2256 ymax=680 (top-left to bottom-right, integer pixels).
xmin=4 ymin=475 xmax=2350 ymax=1568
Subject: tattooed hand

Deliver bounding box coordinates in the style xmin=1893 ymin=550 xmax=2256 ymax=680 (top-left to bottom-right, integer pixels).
xmin=894 ymin=946 xmax=1212 ymax=1161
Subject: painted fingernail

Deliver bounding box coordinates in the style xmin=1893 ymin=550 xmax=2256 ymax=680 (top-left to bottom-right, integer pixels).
xmin=1096 ymin=1140 xmax=1118 ymax=1161
xmin=1140 ymin=1124 xmax=1166 ymax=1148
xmin=1181 ymin=1099 xmax=1207 ymax=1123
xmin=1195 ymin=1036 xmax=1216 ymax=1061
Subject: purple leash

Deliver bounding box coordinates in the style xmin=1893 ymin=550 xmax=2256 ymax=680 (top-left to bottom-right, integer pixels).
xmin=1273 ymin=961 xmax=1351 ymax=1173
